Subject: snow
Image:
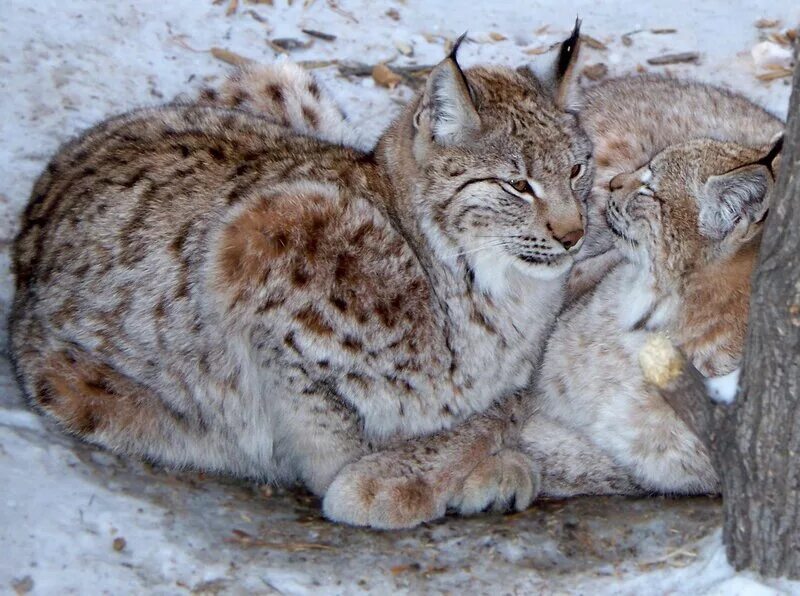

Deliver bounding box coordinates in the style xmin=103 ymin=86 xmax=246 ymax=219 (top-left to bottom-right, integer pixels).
xmin=1 ymin=0 xmax=799 ymax=594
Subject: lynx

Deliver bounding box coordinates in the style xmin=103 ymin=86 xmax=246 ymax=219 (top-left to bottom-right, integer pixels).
xmin=323 ymin=75 xmax=783 ymax=526
xmin=10 ymin=30 xmax=591 ymax=526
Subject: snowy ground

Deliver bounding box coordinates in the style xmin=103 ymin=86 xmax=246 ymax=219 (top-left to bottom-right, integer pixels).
xmin=1 ymin=1 xmax=799 ymax=594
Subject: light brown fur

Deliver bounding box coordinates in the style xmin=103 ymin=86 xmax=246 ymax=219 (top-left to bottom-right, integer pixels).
xmin=11 ymin=39 xmax=591 ymax=527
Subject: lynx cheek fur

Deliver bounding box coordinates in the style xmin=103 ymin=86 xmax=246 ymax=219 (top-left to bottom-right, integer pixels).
xmin=10 ymin=34 xmax=589 ymax=527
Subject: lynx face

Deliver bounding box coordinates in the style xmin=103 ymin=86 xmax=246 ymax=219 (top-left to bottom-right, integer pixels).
xmin=407 ymin=33 xmax=591 ymax=292
xmin=605 ymin=138 xmax=778 ymax=286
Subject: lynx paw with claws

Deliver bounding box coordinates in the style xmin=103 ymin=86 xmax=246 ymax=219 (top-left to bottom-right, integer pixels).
xmin=449 ymin=449 xmax=540 ymax=515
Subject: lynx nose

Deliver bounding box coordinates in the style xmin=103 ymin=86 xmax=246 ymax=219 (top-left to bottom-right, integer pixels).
xmin=609 ymin=173 xmax=626 ymax=191
xmin=556 ymin=228 xmax=584 ymax=251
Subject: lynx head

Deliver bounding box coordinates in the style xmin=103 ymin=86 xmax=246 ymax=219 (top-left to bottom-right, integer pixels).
xmin=388 ymin=23 xmax=592 ymax=294
xmin=605 ymin=136 xmax=782 ymax=288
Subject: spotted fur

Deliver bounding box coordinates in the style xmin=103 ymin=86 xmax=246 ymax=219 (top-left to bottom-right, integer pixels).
xmin=11 ymin=43 xmax=589 ymax=523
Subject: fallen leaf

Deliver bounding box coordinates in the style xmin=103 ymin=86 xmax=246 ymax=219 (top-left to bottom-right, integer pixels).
xmin=386 ymin=8 xmax=400 ymax=20
xmin=112 ymin=537 xmax=126 ymax=552
xmin=372 ymin=63 xmax=402 ymax=88
xmin=524 ymin=45 xmax=550 ymax=55
xmin=244 ymin=9 xmax=268 ymax=22
xmin=489 ymin=32 xmax=507 ymax=42
xmin=756 ymin=65 xmax=793 ymax=81
xmin=535 ymin=24 xmax=549 ymax=35
xmin=226 ymin=0 xmax=239 ymax=16
xmin=768 ymin=31 xmax=793 ymax=46
xmin=210 ymin=47 xmax=253 ymax=66
xmin=298 ymin=59 xmax=339 ymax=69
xmin=647 ymin=52 xmax=700 ymax=65
xmin=269 ymin=38 xmax=312 ymax=52
xmin=622 ymin=34 xmax=634 ymax=47
xmin=582 ymin=35 xmax=607 ymax=50
xmin=327 ymin=0 xmax=358 ymax=23
xmin=302 ymin=28 xmax=336 ymax=41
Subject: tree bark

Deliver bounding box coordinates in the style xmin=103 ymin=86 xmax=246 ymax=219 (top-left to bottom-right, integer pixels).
xmin=722 ymin=45 xmax=800 ymax=577
xmin=662 ymin=45 xmax=800 ymax=578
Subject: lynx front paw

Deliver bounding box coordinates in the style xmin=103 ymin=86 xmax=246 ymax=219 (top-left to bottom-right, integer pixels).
xmin=448 ymin=449 xmax=540 ymax=515
xmin=323 ymin=467 xmax=445 ymax=529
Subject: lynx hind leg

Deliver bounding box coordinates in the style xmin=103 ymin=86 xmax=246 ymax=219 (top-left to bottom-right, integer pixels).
xmin=17 ymin=339 xmax=208 ymax=467
xmin=197 ymin=62 xmax=357 ymax=145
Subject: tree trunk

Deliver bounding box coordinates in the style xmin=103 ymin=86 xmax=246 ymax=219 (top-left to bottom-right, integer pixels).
xmin=722 ymin=45 xmax=800 ymax=577
xmin=662 ymin=44 xmax=800 ymax=578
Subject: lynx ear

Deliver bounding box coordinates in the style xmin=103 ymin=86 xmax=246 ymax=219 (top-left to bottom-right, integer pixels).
xmin=524 ymin=18 xmax=582 ymax=109
xmin=700 ymin=164 xmax=772 ymax=240
xmin=414 ymin=34 xmax=480 ymax=146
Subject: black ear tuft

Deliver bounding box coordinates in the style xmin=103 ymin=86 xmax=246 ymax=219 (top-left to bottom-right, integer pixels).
xmin=448 ymin=32 xmax=469 ymax=63
xmin=755 ymin=134 xmax=783 ymax=174
xmin=557 ymin=17 xmax=582 ymax=80
xmin=446 ymin=32 xmax=477 ymax=107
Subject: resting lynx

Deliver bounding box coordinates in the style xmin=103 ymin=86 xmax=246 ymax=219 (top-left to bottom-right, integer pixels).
xmin=324 ymin=75 xmax=783 ymax=526
xmin=10 ymin=32 xmax=591 ymax=523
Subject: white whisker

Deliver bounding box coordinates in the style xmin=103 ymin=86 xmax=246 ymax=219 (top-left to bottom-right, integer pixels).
xmin=444 ymin=240 xmax=509 ymax=260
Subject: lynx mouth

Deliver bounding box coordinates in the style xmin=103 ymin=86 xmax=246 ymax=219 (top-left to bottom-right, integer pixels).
xmin=515 ymin=252 xmax=570 ymax=267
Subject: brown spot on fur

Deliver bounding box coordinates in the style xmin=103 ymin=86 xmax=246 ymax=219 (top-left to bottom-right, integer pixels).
xmin=198 ymin=88 xmax=218 ymax=102
xmin=34 ymin=350 xmax=133 ymax=436
xmin=171 ymin=221 xmax=192 ymax=256
xmin=341 ymin=335 xmax=362 ymax=352
xmin=334 ymin=252 xmax=355 ymax=281
xmin=229 ymin=91 xmax=250 ymax=107
xmin=216 ymin=191 xmax=339 ymax=297
xmin=308 ymin=81 xmax=321 ymax=100
xmin=266 ymin=84 xmax=283 ymax=104
xmin=388 ymin=478 xmax=435 ymax=525
xmin=301 ymin=105 xmax=319 ymax=130
xmin=208 ymin=146 xmax=226 ymax=162
xmin=330 ymin=295 xmax=348 ymax=312
xmin=292 ymin=265 xmax=310 ymax=286
xmin=295 ymin=306 xmax=334 ymax=336
xmin=358 ymin=477 xmax=379 ymax=506
xmin=284 ymin=331 xmax=303 ymax=355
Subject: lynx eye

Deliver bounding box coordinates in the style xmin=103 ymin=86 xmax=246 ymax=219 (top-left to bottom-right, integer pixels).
xmin=570 ymin=164 xmax=584 ymax=180
xmin=509 ymin=179 xmax=530 ymax=193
